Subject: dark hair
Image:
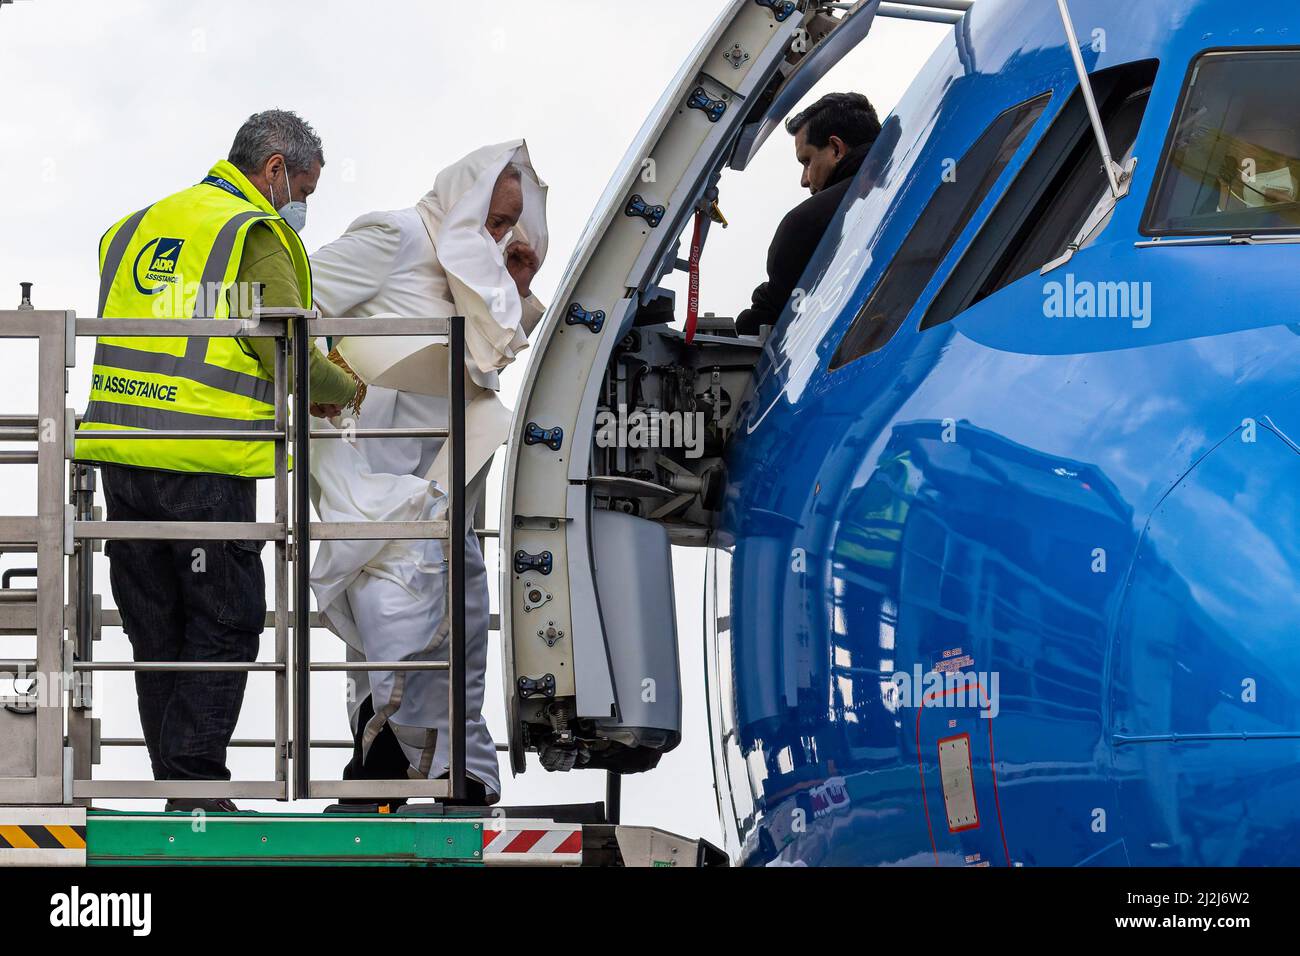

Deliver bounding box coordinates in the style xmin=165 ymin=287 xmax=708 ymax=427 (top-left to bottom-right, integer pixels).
xmin=786 ymin=92 xmax=881 ymax=150
xmin=228 ymin=109 xmax=325 ymax=175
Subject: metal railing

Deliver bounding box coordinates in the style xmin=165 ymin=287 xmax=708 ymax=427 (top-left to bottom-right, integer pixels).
xmin=829 ymin=0 xmax=972 ymax=25
xmin=0 ymin=306 xmax=472 ymax=804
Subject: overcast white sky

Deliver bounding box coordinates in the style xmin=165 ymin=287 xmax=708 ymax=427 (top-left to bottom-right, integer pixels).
xmin=0 ymin=0 xmax=947 ymax=845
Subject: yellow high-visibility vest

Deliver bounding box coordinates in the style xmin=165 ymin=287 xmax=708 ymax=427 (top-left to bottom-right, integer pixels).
xmin=74 ymin=160 xmax=311 ymax=478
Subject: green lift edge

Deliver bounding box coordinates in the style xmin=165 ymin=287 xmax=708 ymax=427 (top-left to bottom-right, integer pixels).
xmin=86 ymin=811 xmax=488 ymax=867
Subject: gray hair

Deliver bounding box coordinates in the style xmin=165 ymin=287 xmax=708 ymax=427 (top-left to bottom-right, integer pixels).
xmin=498 ymin=163 xmax=523 ymax=183
xmin=228 ymin=109 xmax=325 ymax=175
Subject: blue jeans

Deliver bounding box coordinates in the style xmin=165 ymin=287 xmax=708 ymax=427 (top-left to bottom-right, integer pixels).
xmin=100 ymin=464 xmax=265 ymax=781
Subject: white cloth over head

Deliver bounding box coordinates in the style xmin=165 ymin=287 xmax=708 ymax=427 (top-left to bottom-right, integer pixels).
xmin=336 ymin=140 xmax=549 ymax=397
xmin=306 ymin=140 xmax=549 ymax=797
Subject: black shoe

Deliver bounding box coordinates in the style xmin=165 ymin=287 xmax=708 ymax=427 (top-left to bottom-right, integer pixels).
xmin=164 ymin=798 xmax=243 ymax=813
xmin=323 ymin=801 xmax=403 ymax=814
xmin=433 ymin=773 xmax=499 ymax=808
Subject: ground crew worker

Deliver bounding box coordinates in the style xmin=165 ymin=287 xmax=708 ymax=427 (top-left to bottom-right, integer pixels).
xmin=74 ymin=110 xmax=358 ymax=812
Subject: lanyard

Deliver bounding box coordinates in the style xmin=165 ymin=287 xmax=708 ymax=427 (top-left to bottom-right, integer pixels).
xmin=201 ymin=174 xmax=250 ymax=203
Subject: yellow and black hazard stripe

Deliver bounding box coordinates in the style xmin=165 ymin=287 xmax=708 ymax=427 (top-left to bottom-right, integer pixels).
xmin=0 ymin=823 xmax=86 ymax=850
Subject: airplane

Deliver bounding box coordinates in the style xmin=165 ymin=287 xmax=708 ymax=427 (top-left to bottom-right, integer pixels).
xmin=500 ymin=0 xmax=1300 ymax=866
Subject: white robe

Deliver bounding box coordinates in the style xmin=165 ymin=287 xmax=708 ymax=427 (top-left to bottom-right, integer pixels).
xmin=307 ymin=142 xmax=548 ymax=797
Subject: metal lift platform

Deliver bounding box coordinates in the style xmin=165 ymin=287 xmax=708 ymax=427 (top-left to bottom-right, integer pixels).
xmin=1 ymin=805 xmax=720 ymax=867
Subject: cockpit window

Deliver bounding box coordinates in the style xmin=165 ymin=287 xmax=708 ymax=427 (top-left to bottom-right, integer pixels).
xmin=830 ymin=93 xmax=1050 ymax=371
xmin=921 ymin=60 xmax=1158 ymax=331
xmin=1144 ymin=49 xmax=1300 ymax=235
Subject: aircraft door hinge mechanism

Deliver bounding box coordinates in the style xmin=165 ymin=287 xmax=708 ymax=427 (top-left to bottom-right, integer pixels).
xmin=625 ymin=194 xmax=667 ymax=228
xmin=524 ymin=422 xmax=564 ymax=451
xmin=755 ymin=0 xmax=797 ymax=22
xmin=565 ymin=302 xmax=606 ymax=332
xmin=688 ymin=86 xmax=729 ymax=123
xmin=514 ymin=549 xmax=554 ymax=575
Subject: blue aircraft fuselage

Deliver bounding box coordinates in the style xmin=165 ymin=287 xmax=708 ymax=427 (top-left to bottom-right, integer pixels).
xmin=715 ymin=0 xmax=1300 ymax=866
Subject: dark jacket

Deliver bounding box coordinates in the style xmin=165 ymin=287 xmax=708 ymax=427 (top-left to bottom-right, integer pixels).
xmin=736 ymin=142 xmax=872 ymax=335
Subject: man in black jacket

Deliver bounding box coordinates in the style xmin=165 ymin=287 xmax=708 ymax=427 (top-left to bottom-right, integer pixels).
xmin=736 ymin=92 xmax=881 ymax=335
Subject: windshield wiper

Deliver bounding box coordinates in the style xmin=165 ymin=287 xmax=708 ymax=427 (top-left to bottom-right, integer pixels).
xmin=1135 ymin=233 xmax=1300 ymax=247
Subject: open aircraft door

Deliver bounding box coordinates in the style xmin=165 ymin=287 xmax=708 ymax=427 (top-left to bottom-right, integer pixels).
xmin=500 ymin=0 xmax=891 ymax=775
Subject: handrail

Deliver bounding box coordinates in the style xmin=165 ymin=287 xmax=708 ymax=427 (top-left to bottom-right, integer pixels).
xmin=73 ymin=316 xmax=452 ymax=337
xmin=448 ymin=309 xmax=468 ymax=801
xmin=66 ymin=661 xmax=448 ymax=673
xmin=873 ymin=2 xmax=967 ymax=24
xmin=99 ymin=736 xmax=510 ymax=752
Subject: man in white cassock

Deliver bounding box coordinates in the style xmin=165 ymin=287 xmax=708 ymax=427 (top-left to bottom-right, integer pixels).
xmin=307 ymin=141 xmax=548 ymax=807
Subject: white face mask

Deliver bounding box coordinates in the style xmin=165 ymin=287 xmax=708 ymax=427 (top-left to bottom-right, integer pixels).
xmin=272 ymin=165 xmax=308 ymax=232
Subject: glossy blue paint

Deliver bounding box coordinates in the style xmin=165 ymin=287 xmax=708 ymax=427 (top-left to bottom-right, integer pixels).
xmin=712 ymin=0 xmax=1300 ymax=866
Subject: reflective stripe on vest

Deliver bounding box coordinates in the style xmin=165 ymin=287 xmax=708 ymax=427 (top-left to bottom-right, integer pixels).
xmin=96 ymin=206 xmax=153 ymax=318
xmin=82 ymin=400 xmax=278 ymax=432
xmin=91 ymin=342 xmax=275 ymax=405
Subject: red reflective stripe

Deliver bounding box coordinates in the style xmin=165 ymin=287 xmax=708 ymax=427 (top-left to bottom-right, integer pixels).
xmin=685 ymin=210 xmax=704 ymax=344
xmin=503 ymin=830 xmax=546 ymax=853
xmin=555 ymin=830 xmax=583 ymax=855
